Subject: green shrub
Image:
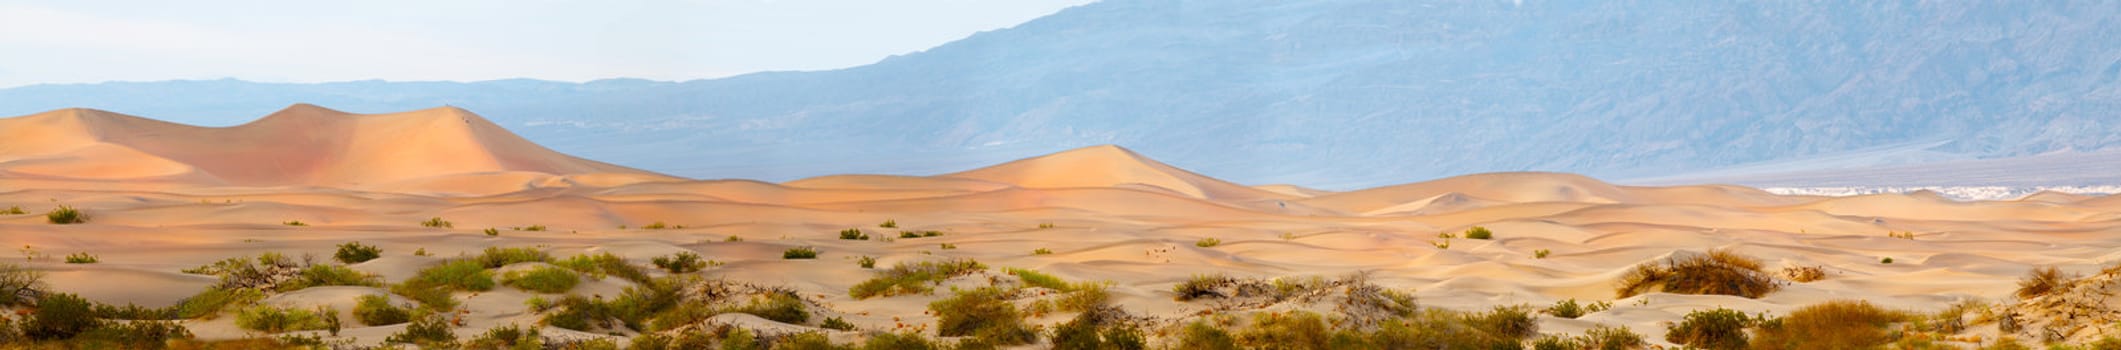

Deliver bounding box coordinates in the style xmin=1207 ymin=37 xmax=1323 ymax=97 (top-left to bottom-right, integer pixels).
xmin=1239 ymin=310 xmax=1331 ymax=349
xmin=1581 ymin=325 xmax=1646 ymax=350
xmin=46 ymin=205 xmax=85 ymax=224
xmin=1546 ymin=299 xmax=1588 ymax=318
xmin=420 ymin=217 xmax=452 ymax=228
xmin=282 ymin=220 xmax=307 ymax=226
xmin=484 ymin=228 xmax=500 ymax=236
xmin=857 ymin=256 xmax=876 ymax=269
xmin=848 ymin=258 xmax=986 ymax=299
xmin=555 ymin=252 xmax=651 ymax=284
xmin=503 ymin=266 xmax=581 ymax=293
xmin=385 ymin=313 xmax=457 ymax=346
xmin=279 ymin=264 xmax=380 ymax=291
xmin=354 ymin=294 xmax=412 ymax=326
xmin=1750 ymin=300 xmax=1906 ymax=350
xmin=0 ymin=262 xmax=41 ymax=306
xmin=1195 ymin=237 xmax=1222 ymax=247
xmin=521 ymin=225 xmax=547 ymax=231
xmin=784 ymin=246 xmax=819 ymax=259
xmin=173 ymin=287 xmax=264 ymax=319
xmin=821 ymin=316 xmax=856 ymax=331
xmin=1006 ymin=268 xmax=1073 ymax=291
xmin=466 ymin=323 xmax=541 ymax=350
xmin=2 ymin=205 xmax=23 ymax=215
xmin=1616 ymin=249 xmax=1781 ymax=299
xmin=735 ymin=293 xmax=809 ymax=324
xmin=1882 ymin=257 xmax=1894 ymax=264
xmin=234 ymin=305 xmax=330 ymax=333
xmin=63 ymin=252 xmax=96 ymax=264
xmin=930 ymin=286 xmax=1034 ymax=346
xmin=1666 ymin=307 xmax=1753 ymax=350
xmin=476 ymin=246 xmax=551 ymax=268
xmin=1178 ymin=320 xmax=1239 ymax=350
xmin=1465 ymin=226 xmax=1493 ymax=239
xmin=543 ymin=295 xmax=617 ymax=332
xmin=409 ymin=259 xmax=495 ymax=291
xmin=651 ymin=252 xmax=708 ymax=274
xmin=879 ymin=219 xmax=897 ymax=228
xmin=334 ymin=241 xmax=382 ymax=264
xmin=1053 ymin=310 xmax=1145 ymax=350
xmin=774 ymin=331 xmax=845 ymax=350
xmin=2017 ymin=266 xmax=2068 ymax=299
xmin=839 ymin=228 xmax=869 ymax=240
xmin=1466 ymin=305 xmax=1539 ymax=340
xmin=939 ymin=243 xmax=957 ymax=250
xmin=862 ymin=331 xmax=943 ymax=350
xmin=1535 ymin=249 xmax=1552 ymax=259
xmin=898 ymin=231 xmax=921 ymax=239
xmin=1038 ymin=222 xmax=1056 ymax=229
xmin=1173 ymin=274 xmax=1235 ymax=301
xmin=73 ymin=320 xmax=193 ymax=348
xmin=1034 ymin=248 xmax=1053 ymax=255
xmin=643 ymin=221 xmax=670 ymax=230
xmin=24 ymin=292 xmax=100 ymax=340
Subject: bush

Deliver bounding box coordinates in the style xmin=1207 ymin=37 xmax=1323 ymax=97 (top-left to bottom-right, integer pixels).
xmin=0 ymin=263 xmax=42 ymax=306
xmin=485 ymin=228 xmax=500 ymax=236
xmin=839 ymin=228 xmax=869 ymax=240
xmin=821 ymin=316 xmax=856 ymax=331
xmin=930 ymin=286 xmax=1035 ymax=346
xmin=879 ymin=219 xmax=896 ymax=228
xmin=1178 ymin=320 xmax=1239 ymax=350
xmin=1239 ymin=311 xmax=1330 ymax=349
xmin=25 ymin=292 xmax=100 ymax=340
xmin=848 ymin=258 xmax=986 ymax=299
xmin=46 ymin=205 xmax=86 ymax=224
xmin=735 ymin=293 xmax=809 ymax=324
xmin=784 ymin=246 xmax=819 ymax=259
xmin=555 ymin=252 xmax=651 ymax=284
xmin=173 ymin=287 xmax=264 ymax=319
xmin=1750 ymin=300 xmax=1906 ymax=350
xmin=651 ymin=252 xmax=708 ymax=274
xmin=408 ymin=259 xmax=495 ymax=291
xmin=476 ymin=246 xmax=551 ymax=268
xmin=1535 ymin=249 xmax=1551 ymax=259
xmin=334 ymin=241 xmax=382 ymax=264
xmin=1545 ymin=298 xmax=1597 ymax=319
xmin=1616 ymin=249 xmax=1781 ymax=299
xmin=420 ymin=217 xmax=452 ymax=228
xmin=354 ymin=294 xmax=412 ymax=326
xmin=282 ymin=220 xmax=307 ymax=226
xmin=234 ymin=305 xmax=330 ymax=333
xmin=2 ymin=205 xmax=22 ymax=215
xmin=1173 ymin=274 xmax=1235 ymax=301
xmin=1465 ymin=226 xmax=1493 ymax=240
xmin=1580 ymin=325 xmax=1646 ymax=350
xmin=521 ymin=225 xmax=546 ymax=231
xmin=279 ymin=264 xmax=380 ymax=291
xmin=1195 ymin=237 xmax=1222 ymax=247
xmin=63 ymin=252 xmax=96 ymax=264
xmin=73 ymin=320 xmax=193 ymax=348
xmin=466 ymin=323 xmax=541 ymax=350
xmin=862 ymin=331 xmax=943 ymax=350
xmin=643 ymin=221 xmax=669 ymax=230
xmin=2016 ymin=266 xmax=2068 ymax=299
xmin=939 ymin=243 xmax=957 ymax=250
xmin=386 ymin=313 xmax=457 ymax=346
xmin=1782 ymin=265 xmax=1826 ymax=282
xmin=1034 ymin=248 xmax=1053 ymax=255
xmin=1006 ymin=268 xmax=1073 ymax=291
xmin=503 ymin=266 xmax=580 ymax=293
xmin=857 ymin=256 xmax=876 ymax=269
xmin=1666 ymin=308 xmax=1753 ymax=350
xmin=1465 ymin=305 xmax=1539 ymax=340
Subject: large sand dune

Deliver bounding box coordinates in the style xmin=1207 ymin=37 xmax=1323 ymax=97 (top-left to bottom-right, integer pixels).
xmin=2 ymin=106 xmax=2117 ymax=348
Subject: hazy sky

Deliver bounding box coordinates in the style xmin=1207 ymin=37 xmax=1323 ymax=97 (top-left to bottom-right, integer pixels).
xmin=0 ymin=0 xmax=1094 ymax=88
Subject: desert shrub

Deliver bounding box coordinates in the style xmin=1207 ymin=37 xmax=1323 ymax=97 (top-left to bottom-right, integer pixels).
xmin=1467 ymin=305 xmax=1539 ymax=340
xmin=72 ymin=320 xmax=194 ymax=348
xmin=1666 ymin=307 xmax=1753 ymax=350
xmin=2 ymin=205 xmax=22 ymax=215
xmin=334 ymin=241 xmax=382 ymax=264
xmin=652 ymin=252 xmax=708 ymax=273
xmin=1006 ymin=268 xmax=1073 ymax=291
xmin=0 ymin=263 xmax=44 ymax=306
xmin=1546 ymin=298 xmax=1590 ymax=319
xmin=1240 ymin=311 xmax=1331 ymax=349
xmin=386 ymin=313 xmax=457 ymax=346
xmin=409 ymin=259 xmax=496 ymax=291
xmin=466 ymin=323 xmax=541 ymax=350
xmin=282 ymin=220 xmax=307 ymax=226
xmin=234 ymin=305 xmax=330 ymax=333
xmin=476 ymin=246 xmax=551 ymax=268
xmin=774 ymin=331 xmax=847 ymax=350
xmin=24 ymin=292 xmax=100 ymax=340
xmin=1057 ymin=283 xmax=1114 ymax=312
xmin=1882 ymin=257 xmax=1894 ymax=264
xmin=857 ymin=255 xmax=876 ymax=269
xmin=930 ymin=286 xmax=1034 ymax=345
xmin=1616 ymin=249 xmax=1781 ymax=299
xmin=544 ymin=295 xmax=618 ymax=332
xmin=861 ymin=331 xmax=943 ymax=350
xmin=420 ymin=217 xmax=452 ymax=228
xmin=503 ymin=265 xmax=581 ymax=293
xmin=1580 ymin=325 xmax=1647 ymax=350
xmin=1531 ymin=334 xmax=1582 ymax=350
xmin=354 ymin=294 xmax=412 ymax=326
xmin=1465 ymin=226 xmax=1494 ymax=239
xmin=1195 ymin=237 xmax=1222 ymax=247
xmin=1052 ymin=309 xmax=1143 ymax=350
xmin=848 ymin=258 xmax=985 ymax=299
xmin=735 ymin=293 xmax=809 ymax=324
xmin=46 ymin=205 xmax=86 ymax=224
xmin=879 ymin=219 xmax=897 ymax=228
xmin=784 ymin=246 xmax=819 ymax=259
xmin=839 ymin=228 xmax=869 ymax=240
xmin=819 ymin=316 xmax=857 ymax=331
xmin=2017 ymin=266 xmax=2068 ymax=300
xmin=608 ymin=277 xmax=684 ymax=330
xmin=1782 ymin=265 xmax=1826 ymax=282
xmin=1750 ymin=300 xmax=1906 ymax=350
xmin=1178 ymin=320 xmax=1240 ymax=350
xmin=280 ymin=264 xmax=380 ymax=291
xmin=1173 ymin=274 xmax=1236 ymax=301
xmin=1034 ymin=248 xmax=1053 ymax=255
xmin=939 ymin=243 xmax=957 ymax=250
xmin=1535 ymin=249 xmax=1551 ymax=259
xmin=1039 ymin=222 xmax=1056 ymax=229
xmin=63 ymin=252 xmax=97 ymax=264
xmin=898 ymin=231 xmax=921 ymax=239
xmin=522 ymin=225 xmax=547 ymax=231
xmin=173 ymin=287 xmax=263 ymax=319
xmin=90 ymin=301 xmax=178 ymax=320
xmin=555 ymin=252 xmax=651 ymax=284
xmin=643 ymin=221 xmax=670 ymax=229
xmin=485 ymin=228 xmax=501 ymax=236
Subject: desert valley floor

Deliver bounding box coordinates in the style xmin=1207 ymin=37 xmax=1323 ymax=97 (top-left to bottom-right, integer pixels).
xmin=4 ymin=106 xmax=2121 ymax=349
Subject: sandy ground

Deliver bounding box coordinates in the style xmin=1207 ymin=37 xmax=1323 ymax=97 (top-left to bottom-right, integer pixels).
xmin=4 ymin=107 xmax=2119 ymax=347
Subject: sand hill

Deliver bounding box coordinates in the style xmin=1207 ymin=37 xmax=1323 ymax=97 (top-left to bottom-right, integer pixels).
xmin=3 ymin=106 xmax=2118 ymax=348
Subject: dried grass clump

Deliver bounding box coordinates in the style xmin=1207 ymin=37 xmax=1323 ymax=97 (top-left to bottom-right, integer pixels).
xmin=1751 ymin=300 xmax=1908 ymax=350
xmin=1781 ymin=265 xmax=1827 ymax=283
xmin=1616 ymin=249 xmax=1782 ymax=299
xmin=2015 ymin=266 xmax=2068 ymax=300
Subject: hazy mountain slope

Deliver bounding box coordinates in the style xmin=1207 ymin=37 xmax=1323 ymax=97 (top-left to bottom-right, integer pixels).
xmin=3 ymin=0 xmax=2117 ymax=188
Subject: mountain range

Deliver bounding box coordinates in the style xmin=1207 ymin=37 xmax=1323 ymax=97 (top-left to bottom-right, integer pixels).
xmin=3 ymin=0 xmax=2117 ymax=189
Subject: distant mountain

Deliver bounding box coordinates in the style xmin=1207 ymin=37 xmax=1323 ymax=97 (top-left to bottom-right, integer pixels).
xmin=4 ymin=0 xmax=2118 ymax=189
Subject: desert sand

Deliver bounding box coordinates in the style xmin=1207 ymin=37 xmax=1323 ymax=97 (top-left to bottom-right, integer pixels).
xmin=3 ymin=105 xmax=2119 ymax=348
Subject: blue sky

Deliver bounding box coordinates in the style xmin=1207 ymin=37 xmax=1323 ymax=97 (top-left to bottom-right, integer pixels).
xmin=0 ymin=0 xmax=1093 ymax=88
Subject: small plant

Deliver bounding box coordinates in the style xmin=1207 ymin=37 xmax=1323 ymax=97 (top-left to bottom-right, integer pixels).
xmin=1580 ymin=325 xmax=1647 ymax=350
xmin=1038 ymin=222 xmax=1056 ymax=229
xmin=235 ymin=305 xmax=331 ymax=333
xmin=725 ymin=235 xmax=743 ymax=242
xmin=857 ymin=255 xmax=877 ymax=269
xmin=1888 ymin=231 xmax=1915 ymax=239
xmin=783 ymin=246 xmax=819 ymax=259
xmin=1881 ymin=257 xmax=1894 ymax=264
xmin=651 ymin=252 xmax=709 ymax=273
xmin=1280 ymin=232 xmax=1296 ymax=240
xmin=46 ymin=205 xmax=85 ymax=224
xmin=879 ymin=219 xmax=897 ymax=228
xmin=0 ymin=262 xmax=45 ymax=306
xmin=849 ymin=258 xmax=986 ymax=299
xmin=1034 ymin=248 xmax=1054 ymax=255
xmin=930 ymin=286 xmax=1035 ymax=345
xmin=521 ymin=225 xmax=546 ymax=231
xmin=821 ymin=316 xmax=856 ymax=331
xmin=503 ymin=266 xmax=581 ymax=293
xmin=1534 ymin=249 xmax=1552 ymax=259
xmin=354 ymin=294 xmax=412 ymax=326
xmin=63 ymin=252 xmax=97 ymax=264
xmin=1783 ymin=265 xmax=1827 ymax=282
xmin=420 ymin=217 xmax=452 ymax=228
xmin=483 ymin=228 xmax=500 ymax=236
xmin=1464 ymin=226 xmax=1494 ymax=240
xmin=643 ymin=221 xmax=669 ymax=230
xmin=2016 ymin=266 xmax=2068 ymax=300
xmin=1173 ymin=274 xmax=1234 ymax=301
xmin=898 ymin=231 xmax=921 ymax=239
xmin=1616 ymin=248 xmax=1781 ymax=299
xmin=280 ymin=264 xmax=381 ymax=290
xmin=1667 ymin=307 xmax=1754 ymax=350
xmin=1750 ymin=300 xmax=1906 ymax=349
xmin=940 ymin=243 xmax=957 ymax=249
xmin=466 ymin=323 xmax=541 ymax=349
xmin=334 ymin=241 xmax=383 ymax=264
xmin=385 ymin=313 xmax=457 ymax=346
xmin=839 ymin=228 xmax=869 ymax=240
xmin=1195 ymin=237 xmax=1222 ymax=247
xmin=1 ymin=205 xmax=23 ymax=215
xmin=282 ymin=220 xmax=307 ymax=226
xmin=413 ymin=247 xmax=431 ymax=256
xmin=1544 ymin=299 xmax=1590 ymax=319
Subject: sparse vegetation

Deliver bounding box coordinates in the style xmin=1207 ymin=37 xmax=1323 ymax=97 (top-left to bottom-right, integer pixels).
xmin=521 ymin=225 xmax=547 ymax=231
xmin=839 ymin=228 xmax=870 ymax=240
xmin=484 ymin=228 xmax=500 ymax=236
xmin=46 ymin=205 xmax=85 ymax=224
xmin=466 ymin=323 xmax=541 ymax=350
xmin=783 ymin=246 xmax=819 ymax=259
xmin=880 ymin=219 xmax=897 ymax=228
xmin=420 ymin=217 xmax=452 ymax=228
xmin=1665 ymin=307 xmax=1754 ymax=350
xmin=821 ymin=316 xmax=857 ymax=331
xmin=643 ymin=221 xmax=670 ymax=229
xmin=651 ymin=251 xmax=708 ymax=273
xmin=385 ymin=313 xmax=457 ymax=347
xmin=1535 ymin=249 xmax=1552 ymax=259
xmin=1465 ymin=226 xmax=1494 ymax=239
xmin=1782 ymin=265 xmax=1827 ymax=282
xmin=2 ymin=205 xmax=23 ymax=215
xmin=503 ymin=265 xmax=581 ymax=293
xmin=475 ymin=246 xmax=551 ymax=268
xmin=1195 ymin=237 xmax=1222 ymax=247
xmin=939 ymin=243 xmax=957 ymax=250
xmin=353 ymin=294 xmax=412 ymax=326
xmin=279 ymin=264 xmax=380 ymax=291
xmin=282 ymin=220 xmax=307 ymax=226
xmin=1039 ymin=222 xmax=1056 ymax=229
xmin=63 ymin=252 xmax=97 ymax=264
xmin=0 ymin=262 xmax=45 ymax=306
xmin=930 ymin=286 xmax=1036 ymax=346
xmin=1616 ymin=249 xmax=1782 ymax=299
xmin=849 ymin=258 xmax=986 ymax=299
xmin=1882 ymin=257 xmax=1894 ymax=264
xmin=1750 ymin=300 xmax=1907 ymax=349
xmin=234 ymin=305 xmax=331 ymax=333
xmin=333 ymin=241 xmax=382 ymax=264
xmin=1543 ymin=298 xmax=1612 ymax=319
xmin=1034 ymin=248 xmax=1054 ymax=255
xmin=2016 ymin=266 xmax=2068 ymax=299
xmin=857 ymin=255 xmax=876 ymax=269
xmin=1888 ymin=231 xmax=1916 ymax=239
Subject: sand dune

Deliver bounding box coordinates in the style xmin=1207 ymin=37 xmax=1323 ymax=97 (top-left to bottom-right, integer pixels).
xmin=4 ymin=106 xmax=2120 ymax=348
